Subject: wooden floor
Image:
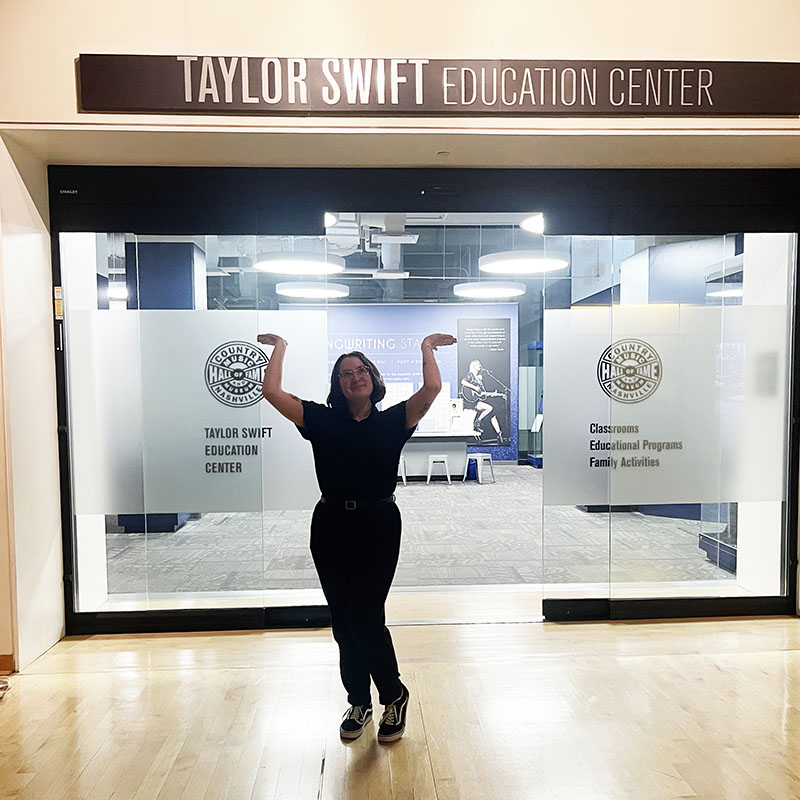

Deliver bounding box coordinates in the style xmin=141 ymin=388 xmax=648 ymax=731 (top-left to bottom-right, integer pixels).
xmin=2 ymin=616 xmax=800 ymax=799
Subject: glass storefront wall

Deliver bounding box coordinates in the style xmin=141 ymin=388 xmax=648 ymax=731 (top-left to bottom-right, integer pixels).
xmin=59 ymin=219 xmax=796 ymax=618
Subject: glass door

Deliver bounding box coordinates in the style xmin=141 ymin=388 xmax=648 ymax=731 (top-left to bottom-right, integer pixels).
xmin=607 ymin=233 xmax=795 ymax=601
xmin=539 ymin=232 xmax=796 ymax=614
xmin=541 ymin=236 xmax=616 ymax=608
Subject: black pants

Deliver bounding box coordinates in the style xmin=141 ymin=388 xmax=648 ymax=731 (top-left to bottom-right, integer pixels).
xmin=310 ymin=500 xmax=403 ymax=707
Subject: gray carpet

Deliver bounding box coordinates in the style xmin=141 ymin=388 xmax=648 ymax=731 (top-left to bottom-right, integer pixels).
xmin=105 ymin=465 xmax=731 ymax=596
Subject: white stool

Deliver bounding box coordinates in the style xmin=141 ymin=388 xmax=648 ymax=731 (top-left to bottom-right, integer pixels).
xmin=397 ymin=454 xmax=407 ymax=486
xmin=426 ymin=454 xmax=451 ymax=485
xmin=463 ymin=453 xmax=495 ymax=484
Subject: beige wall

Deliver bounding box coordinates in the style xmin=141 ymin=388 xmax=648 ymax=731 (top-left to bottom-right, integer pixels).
xmin=0 ymin=139 xmax=63 ymax=670
xmin=2 ymin=0 xmax=800 ymax=125
xmin=1 ymin=0 xmax=800 ymax=169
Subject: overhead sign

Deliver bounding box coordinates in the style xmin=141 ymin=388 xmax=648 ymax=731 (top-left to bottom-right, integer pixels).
xmin=77 ymin=55 xmax=800 ymax=116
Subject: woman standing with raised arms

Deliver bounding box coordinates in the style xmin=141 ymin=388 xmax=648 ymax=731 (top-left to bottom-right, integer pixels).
xmin=257 ymin=332 xmax=456 ymax=743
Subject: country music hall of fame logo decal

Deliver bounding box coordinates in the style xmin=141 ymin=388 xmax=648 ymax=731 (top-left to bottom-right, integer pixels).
xmin=597 ymin=339 xmax=662 ymax=404
xmin=205 ymin=341 xmax=268 ymax=407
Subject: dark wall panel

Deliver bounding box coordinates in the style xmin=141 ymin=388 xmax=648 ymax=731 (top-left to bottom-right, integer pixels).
xmin=49 ymin=167 xmax=800 ymax=237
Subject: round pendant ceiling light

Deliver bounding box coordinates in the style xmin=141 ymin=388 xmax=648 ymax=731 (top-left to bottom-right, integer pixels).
xmin=479 ymin=250 xmax=568 ymax=275
xmin=706 ymin=287 xmax=743 ymax=298
xmin=255 ymin=252 xmax=345 ymax=275
xmin=519 ymin=213 xmax=545 ymax=234
xmin=276 ymin=282 xmax=349 ymax=299
xmin=453 ymin=281 xmax=526 ymax=299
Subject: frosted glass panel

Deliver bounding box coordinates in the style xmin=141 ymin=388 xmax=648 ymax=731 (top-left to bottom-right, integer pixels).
xmin=544 ymin=304 xmax=789 ymax=506
xmin=66 ymin=311 xmax=145 ymax=514
xmin=137 ymin=310 xmax=327 ymax=512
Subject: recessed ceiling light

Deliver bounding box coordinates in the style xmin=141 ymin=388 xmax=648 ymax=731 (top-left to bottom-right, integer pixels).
xmin=706 ymin=288 xmax=743 ymax=298
xmin=479 ymin=250 xmax=568 ymax=275
xmin=255 ymin=252 xmax=345 ymax=276
xmin=520 ymin=214 xmax=545 ymax=234
xmin=275 ymin=282 xmax=349 ymax=299
xmin=453 ymin=281 xmax=526 ymax=299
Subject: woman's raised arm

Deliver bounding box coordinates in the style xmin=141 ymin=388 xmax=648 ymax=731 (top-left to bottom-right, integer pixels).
xmin=258 ymin=334 xmax=304 ymax=426
xmin=406 ymin=333 xmax=457 ymax=428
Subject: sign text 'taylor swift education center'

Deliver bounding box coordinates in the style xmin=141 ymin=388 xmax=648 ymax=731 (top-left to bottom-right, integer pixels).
xmin=77 ymin=55 xmax=800 ymax=116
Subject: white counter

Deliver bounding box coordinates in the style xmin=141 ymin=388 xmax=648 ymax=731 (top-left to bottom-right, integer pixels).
xmin=402 ymin=431 xmax=479 ymax=478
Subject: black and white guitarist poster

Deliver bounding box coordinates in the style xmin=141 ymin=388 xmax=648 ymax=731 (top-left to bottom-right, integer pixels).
xmin=457 ymin=318 xmax=512 ymax=446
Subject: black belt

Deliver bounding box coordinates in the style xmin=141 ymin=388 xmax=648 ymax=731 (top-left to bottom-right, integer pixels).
xmin=320 ymin=495 xmax=395 ymax=511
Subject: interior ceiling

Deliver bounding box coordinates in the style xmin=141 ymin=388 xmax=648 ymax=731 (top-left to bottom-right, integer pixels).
xmin=136 ymin=216 xmax=570 ymax=277
xmin=123 ymin=229 xmax=736 ymax=326
xmin=131 ymin=227 xmax=716 ymax=319
xmin=133 ymin=225 xmax=697 ymax=270
xmin=134 ymin=221 xmax=575 ymax=314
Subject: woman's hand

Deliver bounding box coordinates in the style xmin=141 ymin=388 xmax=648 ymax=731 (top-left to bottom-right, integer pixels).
xmin=422 ymin=334 xmax=457 ymax=351
xmin=257 ymin=333 xmax=287 ymax=347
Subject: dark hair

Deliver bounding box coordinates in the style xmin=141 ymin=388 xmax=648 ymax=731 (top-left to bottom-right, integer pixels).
xmin=326 ymin=351 xmax=386 ymax=411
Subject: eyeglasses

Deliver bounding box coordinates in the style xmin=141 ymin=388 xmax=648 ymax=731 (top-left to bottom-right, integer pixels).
xmin=339 ymin=365 xmax=371 ymax=380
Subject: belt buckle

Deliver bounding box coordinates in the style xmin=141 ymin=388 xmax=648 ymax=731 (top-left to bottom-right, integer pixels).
xmin=345 ymin=500 xmax=357 ymax=511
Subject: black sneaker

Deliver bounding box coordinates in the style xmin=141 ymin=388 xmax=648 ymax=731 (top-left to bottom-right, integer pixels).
xmin=339 ymin=704 xmax=372 ymax=740
xmin=378 ymin=685 xmax=409 ymax=743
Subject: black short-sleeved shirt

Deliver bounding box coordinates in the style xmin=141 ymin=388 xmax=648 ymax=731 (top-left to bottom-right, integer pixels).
xmin=298 ymin=400 xmax=415 ymax=500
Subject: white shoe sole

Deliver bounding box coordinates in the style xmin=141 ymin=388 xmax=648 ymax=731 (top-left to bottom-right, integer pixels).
xmin=340 ymin=714 xmax=372 ymax=740
xmin=377 ymin=726 xmax=406 ymax=743
xmin=340 ymin=727 xmax=366 ymax=740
